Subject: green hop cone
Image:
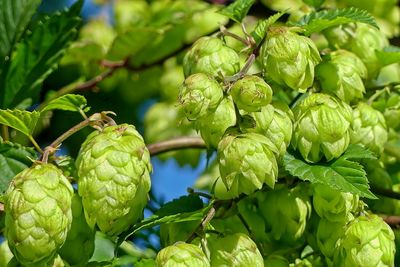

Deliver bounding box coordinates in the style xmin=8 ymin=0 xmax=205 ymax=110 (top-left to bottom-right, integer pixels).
xmin=333 ymin=214 xmax=395 ymax=267
xmin=256 ymin=184 xmax=312 ymax=245
xmin=179 ymin=73 xmax=224 ymax=120
xmin=230 ymin=75 xmax=273 ymax=112
xmin=76 ymin=124 xmax=152 ymax=236
xmin=351 ymin=102 xmax=388 ymax=155
xmin=248 ymin=102 xmax=294 ymax=158
xmin=58 ymin=194 xmax=95 ymax=266
xmin=261 ymin=26 xmax=321 ymax=92
xmin=324 ymin=23 xmax=389 ymax=78
xmin=196 ymin=97 xmax=237 ymax=149
xmin=218 ymin=132 xmax=278 ymax=196
xmin=208 ymin=233 xmax=263 ymax=267
xmin=316 ymin=50 xmax=367 ymax=103
xmin=5 ymin=163 xmax=73 ymax=266
xmin=291 ymin=93 xmax=353 ymax=163
xmin=155 ymin=242 xmax=210 ymax=267
xmin=183 ymin=36 xmax=240 ymax=80
xmin=312 ymin=184 xmax=359 ymax=223
xmin=316 ymin=219 xmax=347 ymax=259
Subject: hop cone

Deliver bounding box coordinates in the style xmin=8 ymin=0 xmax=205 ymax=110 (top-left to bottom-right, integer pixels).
xmin=324 ymin=23 xmax=388 ymax=78
xmin=196 ymin=97 xmax=237 ymax=149
xmin=155 ymin=242 xmax=210 ymax=267
xmin=291 ymin=93 xmax=353 ymax=163
xmin=230 ymin=75 xmax=273 ymax=112
xmin=333 ymin=214 xmax=395 ymax=267
xmin=76 ymin=124 xmax=152 ymax=236
xmin=58 ymin=194 xmax=95 ymax=266
xmin=5 ymin=163 xmax=73 ymax=266
xmin=208 ymin=233 xmax=263 ymax=267
xmin=313 ymin=184 xmax=359 ymax=223
xmin=316 ymin=219 xmax=347 ymax=259
xmin=261 ymin=26 xmax=321 ymax=92
xmin=249 ymin=102 xmax=294 ymax=158
xmin=257 ymin=184 xmax=312 ymax=245
xmin=351 ymin=102 xmax=388 ymax=155
xmin=179 ymin=73 xmax=223 ymax=120
xmin=218 ymin=132 xmax=278 ymax=196
xmin=316 ymin=49 xmax=367 ymax=103
xmin=183 ymin=36 xmax=240 ymax=79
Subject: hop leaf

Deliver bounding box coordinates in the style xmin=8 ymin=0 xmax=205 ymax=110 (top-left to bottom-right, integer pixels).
xmin=291 ymin=93 xmax=353 ymax=163
xmin=76 ymin=124 xmax=152 ymax=236
xmin=260 ymin=27 xmax=321 ymax=92
xmin=155 ymin=243 xmax=210 ymax=267
xmin=183 ymin=36 xmax=240 ymax=80
xmin=5 ymin=163 xmax=73 ymax=266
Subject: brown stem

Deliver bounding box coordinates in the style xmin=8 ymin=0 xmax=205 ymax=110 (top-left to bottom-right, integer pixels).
xmin=371 ymin=185 xmax=400 ymax=200
xmin=147 ymin=136 xmax=206 ymax=156
xmin=187 ymin=205 xmax=217 ymax=243
xmin=382 ymin=215 xmax=400 ymax=226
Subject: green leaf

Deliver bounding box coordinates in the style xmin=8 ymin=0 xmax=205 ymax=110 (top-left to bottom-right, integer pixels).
xmin=251 ymin=12 xmax=285 ymax=45
xmin=41 ymin=94 xmax=89 ymax=113
xmin=218 ymin=0 xmax=256 ymax=23
xmin=303 ymin=0 xmax=325 ymax=8
xmin=0 ymin=0 xmax=42 ymax=67
xmin=155 ymin=195 xmax=204 ymax=217
xmin=376 ymin=46 xmax=400 ymax=66
xmin=0 ymin=140 xmax=36 ymax=193
xmin=106 ymin=27 xmax=160 ymax=61
xmin=90 ymin=232 xmax=115 ymax=263
xmin=117 ymin=202 xmax=212 ymax=247
xmin=292 ymin=7 xmax=378 ymax=35
xmin=0 ymin=1 xmax=82 ymax=108
xmin=283 ymin=145 xmax=377 ymax=199
xmin=0 ymin=109 xmax=41 ymax=137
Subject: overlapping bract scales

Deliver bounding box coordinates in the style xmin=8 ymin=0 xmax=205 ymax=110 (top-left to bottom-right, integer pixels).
xmin=5 ymin=163 xmax=73 ymax=266
xmin=155 ymin=242 xmax=210 ymax=267
xmin=76 ymin=124 xmax=151 ymax=236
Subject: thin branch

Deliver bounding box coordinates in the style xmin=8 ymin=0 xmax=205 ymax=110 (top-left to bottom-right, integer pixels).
xmin=381 ymin=215 xmax=400 ymax=226
xmin=187 ymin=205 xmax=217 ymax=243
xmin=147 ymin=136 xmax=206 ymax=156
xmin=371 ymin=185 xmax=400 ymax=200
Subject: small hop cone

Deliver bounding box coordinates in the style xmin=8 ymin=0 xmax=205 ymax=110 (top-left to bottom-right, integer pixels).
xmin=261 ymin=26 xmax=321 ymax=92
xmin=179 ymin=73 xmax=223 ymax=120
xmin=248 ymin=103 xmax=294 ymax=158
xmin=183 ymin=36 xmax=240 ymax=79
xmin=291 ymin=93 xmax=353 ymax=163
xmin=316 ymin=49 xmax=367 ymax=103
xmin=256 ymin=184 xmax=312 ymax=245
xmin=58 ymin=194 xmax=95 ymax=266
xmin=351 ymin=102 xmax=388 ymax=156
xmin=316 ymin=219 xmax=347 ymax=259
xmin=333 ymin=214 xmax=395 ymax=267
xmin=5 ymin=163 xmax=73 ymax=266
xmin=155 ymin=243 xmax=210 ymax=267
xmin=324 ymin=23 xmax=389 ymax=78
xmin=230 ymin=75 xmax=273 ymax=112
xmin=208 ymin=233 xmax=263 ymax=267
xmin=312 ymin=184 xmax=359 ymax=223
xmin=76 ymin=124 xmax=152 ymax=236
xmin=196 ymin=97 xmax=237 ymax=149
xmin=218 ymin=132 xmax=278 ymax=196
